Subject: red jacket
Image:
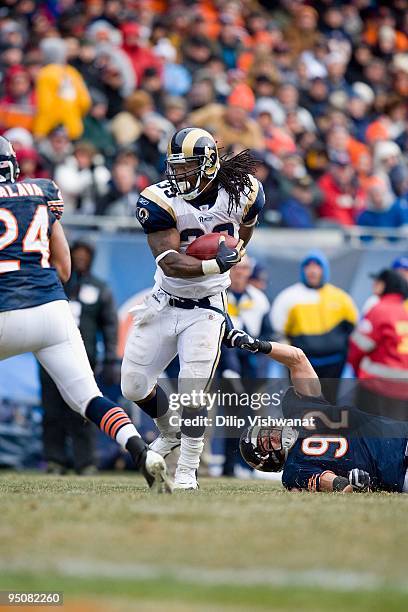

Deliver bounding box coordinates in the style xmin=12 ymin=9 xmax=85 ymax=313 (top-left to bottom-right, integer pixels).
xmin=122 ymin=44 xmax=163 ymax=85
xmin=121 ymin=20 xmax=163 ymax=85
xmin=318 ymin=173 xmax=366 ymax=226
xmin=348 ymin=293 xmax=408 ymax=399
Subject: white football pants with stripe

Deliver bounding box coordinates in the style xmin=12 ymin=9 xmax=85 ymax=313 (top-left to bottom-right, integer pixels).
xmin=121 ymin=290 xmax=225 ymax=472
xmin=0 ymin=300 xmax=101 ymax=416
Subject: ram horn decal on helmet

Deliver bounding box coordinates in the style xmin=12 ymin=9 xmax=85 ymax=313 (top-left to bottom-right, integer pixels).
xmin=166 ymin=127 xmax=220 ymax=201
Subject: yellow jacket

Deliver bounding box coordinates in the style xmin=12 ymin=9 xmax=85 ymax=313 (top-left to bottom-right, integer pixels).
xmin=33 ymin=64 xmax=91 ymax=140
xmin=271 ymin=282 xmax=358 ymax=361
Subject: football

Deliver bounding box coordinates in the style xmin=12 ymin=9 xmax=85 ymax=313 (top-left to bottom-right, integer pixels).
xmin=186 ymin=232 xmax=238 ymax=260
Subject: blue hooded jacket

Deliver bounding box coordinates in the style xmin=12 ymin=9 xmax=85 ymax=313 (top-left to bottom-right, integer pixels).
xmin=300 ymin=250 xmax=330 ymax=288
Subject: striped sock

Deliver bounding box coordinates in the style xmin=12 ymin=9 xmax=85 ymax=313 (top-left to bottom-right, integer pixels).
xmin=86 ymin=397 xmax=140 ymax=450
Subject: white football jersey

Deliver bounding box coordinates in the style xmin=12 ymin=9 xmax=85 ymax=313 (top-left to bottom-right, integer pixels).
xmin=136 ymin=176 xmax=264 ymax=299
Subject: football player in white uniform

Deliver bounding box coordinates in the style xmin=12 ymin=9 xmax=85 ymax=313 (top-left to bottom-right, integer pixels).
xmin=122 ymin=128 xmax=265 ymax=489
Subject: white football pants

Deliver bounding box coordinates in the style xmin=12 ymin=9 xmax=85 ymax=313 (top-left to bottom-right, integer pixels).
xmin=0 ymin=300 xmax=101 ymax=415
xmin=121 ymin=290 xmax=226 ymax=404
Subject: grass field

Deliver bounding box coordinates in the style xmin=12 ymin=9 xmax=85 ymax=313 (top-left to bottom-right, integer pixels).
xmin=0 ymin=473 xmax=408 ymax=612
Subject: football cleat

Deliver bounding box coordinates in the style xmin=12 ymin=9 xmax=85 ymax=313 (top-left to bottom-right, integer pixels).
xmin=174 ymin=467 xmax=199 ymax=490
xmin=142 ymin=449 xmax=173 ymax=494
xmin=149 ymin=433 xmax=181 ymax=458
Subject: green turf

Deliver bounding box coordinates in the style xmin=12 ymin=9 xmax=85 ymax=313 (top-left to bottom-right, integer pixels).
xmin=2 ymin=573 xmax=408 ymax=612
xmin=0 ymin=473 xmax=407 ymax=611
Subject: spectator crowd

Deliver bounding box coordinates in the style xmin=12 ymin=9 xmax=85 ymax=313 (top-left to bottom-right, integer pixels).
xmin=0 ymin=0 xmax=407 ymax=229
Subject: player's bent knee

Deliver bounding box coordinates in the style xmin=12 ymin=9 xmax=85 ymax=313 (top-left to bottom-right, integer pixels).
xmin=121 ymin=370 xmax=152 ymax=403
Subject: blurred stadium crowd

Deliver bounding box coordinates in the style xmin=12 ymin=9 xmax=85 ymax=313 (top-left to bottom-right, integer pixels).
xmin=0 ymin=0 xmax=407 ymax=228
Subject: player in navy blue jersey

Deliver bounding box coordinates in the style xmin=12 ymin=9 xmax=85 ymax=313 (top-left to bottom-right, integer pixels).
xmin=0 ymin=136 xmax=171 ymax=493
xmin=224 ymin=329 xmax=408 ymax=493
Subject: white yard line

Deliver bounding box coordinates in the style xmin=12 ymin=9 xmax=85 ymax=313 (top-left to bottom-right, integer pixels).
xmin=1 ymin=558 xmax=406 ymax=593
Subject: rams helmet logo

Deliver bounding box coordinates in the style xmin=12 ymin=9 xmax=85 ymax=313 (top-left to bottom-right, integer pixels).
xmin=166 ymin=127 xmax=220 ymax=201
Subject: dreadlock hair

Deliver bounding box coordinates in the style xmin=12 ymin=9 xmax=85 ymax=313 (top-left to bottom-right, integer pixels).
xmin=217 ymin=149 xmax=259 ymax=216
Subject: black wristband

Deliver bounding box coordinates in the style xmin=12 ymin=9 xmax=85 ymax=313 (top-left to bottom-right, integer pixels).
xmin=332 ymin=476 xmax=349 ymax=492
xmin=258 ymin=340 xmax=272 ymax=355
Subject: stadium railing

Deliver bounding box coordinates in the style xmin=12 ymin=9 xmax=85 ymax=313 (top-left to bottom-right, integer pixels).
xmin=61 ymin=214 xmax=408 ymax=248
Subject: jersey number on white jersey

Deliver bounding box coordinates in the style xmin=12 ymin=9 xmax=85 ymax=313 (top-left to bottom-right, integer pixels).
xmin=179 ymin=222 xmax=235 ymax=245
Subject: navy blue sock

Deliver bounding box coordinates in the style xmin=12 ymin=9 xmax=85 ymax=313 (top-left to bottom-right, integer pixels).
xmin=180 ymin=406 xmax=207 ymax=438
xmin=138 ymin=385 xmax=169 ymax=419
xmin=86 ymin=396 xmax=133 ymax=440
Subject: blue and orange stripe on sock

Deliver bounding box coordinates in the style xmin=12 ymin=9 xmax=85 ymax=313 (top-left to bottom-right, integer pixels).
xmin=100 ymin=407 xmax=132 ymax=439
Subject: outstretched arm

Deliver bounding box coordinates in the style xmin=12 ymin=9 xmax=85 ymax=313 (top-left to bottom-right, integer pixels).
xmin=225 ymin=330 xmax=321 ymax=397
xmin=268 ymin=343 xmax=322 ymax=398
